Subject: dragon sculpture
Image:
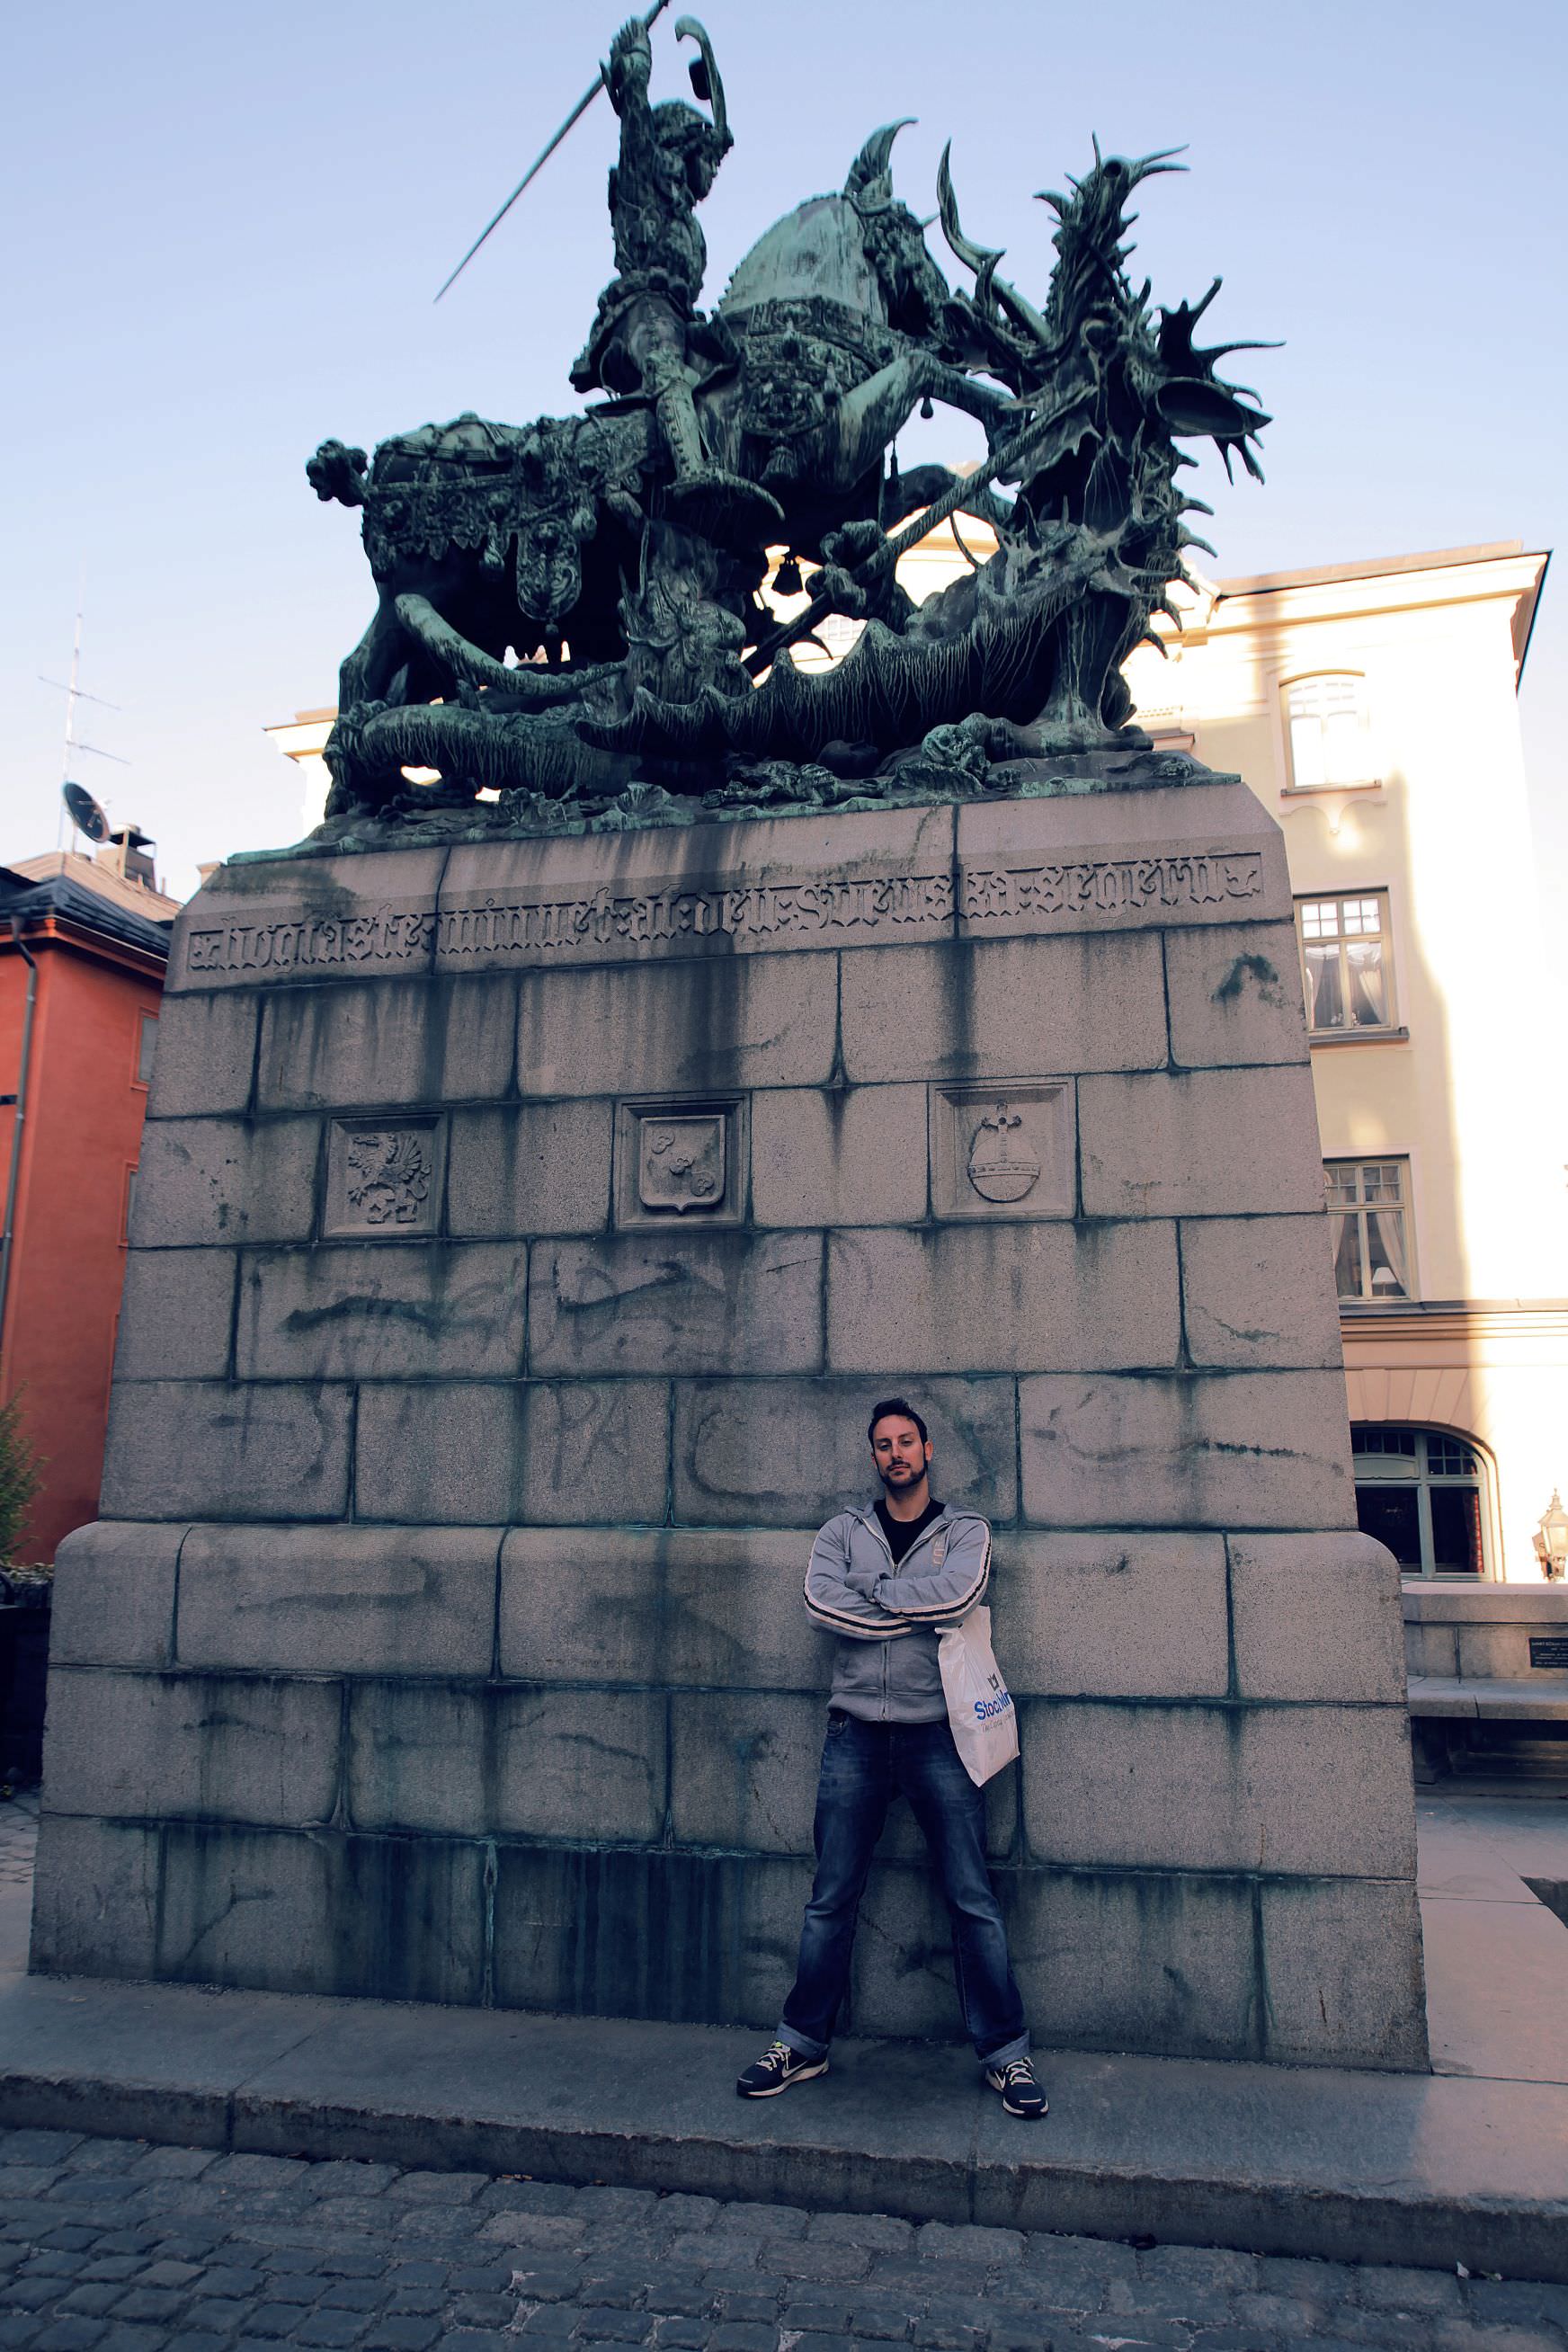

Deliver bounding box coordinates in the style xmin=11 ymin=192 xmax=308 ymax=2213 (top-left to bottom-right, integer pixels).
xmin=307 ymin=17 xmax=1270 ymax=841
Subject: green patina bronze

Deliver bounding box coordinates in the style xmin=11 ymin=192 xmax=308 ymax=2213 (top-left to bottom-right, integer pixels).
xmin=307 ymin=17 xmax=1270 ymax=844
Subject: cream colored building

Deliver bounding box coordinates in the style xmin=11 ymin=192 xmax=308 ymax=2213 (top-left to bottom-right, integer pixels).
xmin=272 ymin=530 xmax=1564 ymax=1581
xmin=1123 ymin=541 xmax=1563 ymax=1585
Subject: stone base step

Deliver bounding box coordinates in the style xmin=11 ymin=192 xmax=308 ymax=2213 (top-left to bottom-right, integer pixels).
xmin=2 ymin=1971 xmax=1565 ymax=2283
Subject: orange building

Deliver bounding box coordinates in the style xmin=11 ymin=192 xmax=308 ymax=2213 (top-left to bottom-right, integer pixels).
xmin=0 ymin=832 xmax=179 ymax=1559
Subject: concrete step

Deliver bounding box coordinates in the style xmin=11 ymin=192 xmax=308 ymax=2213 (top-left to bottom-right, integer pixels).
xmin=2 ymin=1969 xmax=1566 ymax=2283
xmin=1408 ymin=1674 xmax=1568 ymax=1719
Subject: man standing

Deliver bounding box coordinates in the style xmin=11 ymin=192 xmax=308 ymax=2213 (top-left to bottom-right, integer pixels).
xmin=736 ymin=1400 xmax=1046 ymax=2118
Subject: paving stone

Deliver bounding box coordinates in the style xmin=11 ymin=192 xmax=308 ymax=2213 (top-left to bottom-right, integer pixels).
xmin=993 ymin=2323 xmax=1075 ymax=2352
xmin=706 ymin=2327 xmax=776 ymax=2352
xmin=477 ymin=2183 xmax=577 ymax=2217
xmin=1326 ymin=2314 xmax=1456 ymax=2349
xmin=127 ymin=2258 xmax=203 ymax=2290
xmin=382 ymin=2289 xmax=445 ymax=2315
xmin=68 ymin=2273 xmax=139 ymax=2294
xmin=0 ymin=2140 xmax=82 ymax=2167
xmin=575 ymin=2315 xmax=651 ymax=2344
xmin=771 ymin=2248 xmax=871 ymax=2284
xmin=163 ymin=2335 xmax=235 ymax=2352
xmin=572 ymin=2189 xmax=662 ymax=2225
xmin=360 ymin=2324 xmax=443 ymax=2352
xmin=712 ymin=2294 xmax=779 ymax=2323
xmin=805 ymin=2217 xmax=913 ymax=2255
xmin=450 ymin=2294 xmax=516 ymax=2327
xmin=125 ymin=2148 xmax=218 ymax=2184
xmin=105 ymin=2288 xmax=187 ymax=2322
xmin=779 ymin=2296 xmax=852 ymax=2330
xmin=445 ymin=2266 xmax=517 ymax=2294
xmin=652 ymin=2202 xmax=721 ymax=2232
xmin=143 ymin=2230 xmax=227 ymax=2260
xmin=1351 ymin=2265 xmax=1466 ymax=2315
xmin=183 ymin=2300 xmax=254 ymax=2331
xmin=1104 ymin=2276 xmax=1237 ymax=2326
xmin=506 ymin=2267 xmax=584 ymax=2302
xmin=318 ymin=2279 xmax=390 ymax=2312
xmin=1432 ymin=2325 xmax=1568 ymax=2352
xmin=578 ymin=2269 xmax=652 ymax=2305
xmin=1258 ymin=2254 xmax=1354 ymax=2297
xmin=1233 ymin=2288 xmax=1332 ymax=2334
xmin=291 ymin=2313 xmax=374 ymax=2348
xmin=844 ymin=2310 xmax=912 ymax=2339
xmin=31 ymin=2325 xmax=109 ymax=2352
xmin=640 ymin=2283 xmax=711 ymax=2320
xmin=94 ymin=2329 xmax=166 ymax=2352
xmin=867 ymin=2266 xmax=988 ymax=2302
xmin=1136 ymin=2243 xmax=1258 ymax=2292
xmin=1465 ymin=2282 xmax=1568 ymax=2330
xmin=518 ymin=2309 xmax=580 ymax=2339
xmin=908 ymin=2321 xmax=984 ymax=2350
xmin=40 ymin=2190 xmax=141 ymax=2214
xmin=54 ymin=2148 xmax=137 ymax=2183
xmin=650 ymin=2324 xmax=709 ymax=2350
xmin=915 ymin=2223 xmax=1025 ymax=2264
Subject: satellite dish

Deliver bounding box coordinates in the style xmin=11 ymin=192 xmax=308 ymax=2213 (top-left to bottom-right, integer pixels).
xmin=62 ymin=780 xmax=109 ymax=842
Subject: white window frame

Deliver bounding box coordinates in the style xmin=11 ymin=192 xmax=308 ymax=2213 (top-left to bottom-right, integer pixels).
xmin=1325 ymin=1154 xmax=1417 ymax=1303
xmin=1296 ymin=891 xmax=1398 ymax=1037
xmin=133 ymin=1009 xmax=159 ymax=1090
xmin=1282 ymin=670 xmax=1376 ymax=791
xmin=1352 ymin=1424 xmax=1493 ymax=1580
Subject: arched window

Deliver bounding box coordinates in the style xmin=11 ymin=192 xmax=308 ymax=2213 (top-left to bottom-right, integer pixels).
xmin=1284 ymin=672 xmax=1374 ymax=788
xmin=1352 ymin=1425 xmax=1490 ymax=1578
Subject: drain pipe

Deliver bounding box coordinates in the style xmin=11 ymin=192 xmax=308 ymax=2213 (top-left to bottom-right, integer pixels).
xmin=0 ymin=917 xmax=39 ymax=1378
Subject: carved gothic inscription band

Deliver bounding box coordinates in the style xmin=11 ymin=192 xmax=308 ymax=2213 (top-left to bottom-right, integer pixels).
xmin=179 ymin=851 xmax=1265 ymax=984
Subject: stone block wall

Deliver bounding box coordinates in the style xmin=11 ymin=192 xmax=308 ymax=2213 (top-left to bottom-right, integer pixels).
xmin=32 ymin=782 xmax=1428 ymax=2068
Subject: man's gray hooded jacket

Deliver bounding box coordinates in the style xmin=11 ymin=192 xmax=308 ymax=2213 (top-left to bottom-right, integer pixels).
xmin=804 ymin=1501 xmax=992 ymax=1723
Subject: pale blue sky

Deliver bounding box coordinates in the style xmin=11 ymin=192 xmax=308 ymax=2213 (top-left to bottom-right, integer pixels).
xmin=4 ymin=0 xmax=1564 ymax=929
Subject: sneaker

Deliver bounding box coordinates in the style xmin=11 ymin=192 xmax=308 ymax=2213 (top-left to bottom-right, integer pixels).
xmin=984 ymin=2055 xmax=1048 ymax=2118
xmin=735 ymin=2040 xmax=829 ymax=2098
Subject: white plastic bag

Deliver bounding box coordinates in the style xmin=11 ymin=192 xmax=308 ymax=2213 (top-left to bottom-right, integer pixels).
xmin=938 ymin=1605 xmax=1019 ymax=1786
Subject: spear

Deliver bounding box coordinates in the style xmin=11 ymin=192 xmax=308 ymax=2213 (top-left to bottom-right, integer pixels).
xmin=744 ymin=388 xmax=1085 ymax=677
xmin=434 ymin=0 xmax=673 ymax=303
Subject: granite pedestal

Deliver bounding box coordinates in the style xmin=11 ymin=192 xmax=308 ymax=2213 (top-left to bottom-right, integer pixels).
xmin=31 ymin=778 xmax=1428 ymax=2069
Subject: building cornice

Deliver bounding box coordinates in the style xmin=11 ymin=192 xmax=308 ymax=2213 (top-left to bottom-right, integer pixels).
xmin=1159 ymin=547 xmax=1550 ymax=685
xmin=0 ymin=917 xmax=168 ymax=985
xmin=1341 ymin=1302 xmax=1568 ymax=1358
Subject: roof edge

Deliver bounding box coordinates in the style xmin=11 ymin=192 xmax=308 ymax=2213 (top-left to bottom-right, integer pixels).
xmin=1213 ymin=541 xmax=1537 ymax=599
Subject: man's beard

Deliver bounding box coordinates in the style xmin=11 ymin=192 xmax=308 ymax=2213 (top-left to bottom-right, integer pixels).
xmin=878 ymin=1460 xmax=923 ymax=1492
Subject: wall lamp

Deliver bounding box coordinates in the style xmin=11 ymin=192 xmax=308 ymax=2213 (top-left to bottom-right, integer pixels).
xmin=1533 ymin=1490 xmax=1568 ymax=1581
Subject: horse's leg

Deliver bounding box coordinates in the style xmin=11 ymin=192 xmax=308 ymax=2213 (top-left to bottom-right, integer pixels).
xmin=339 ymin=592 xmax=406 ymax=708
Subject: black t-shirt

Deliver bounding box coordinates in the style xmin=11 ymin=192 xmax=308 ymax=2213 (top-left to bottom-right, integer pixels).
xmin=875 ymin=1496 xmax=944 ymax=1567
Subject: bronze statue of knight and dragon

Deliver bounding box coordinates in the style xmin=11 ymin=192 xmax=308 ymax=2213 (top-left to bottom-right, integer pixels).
xmin=307 ymin=12 xmax=1272 ymax=842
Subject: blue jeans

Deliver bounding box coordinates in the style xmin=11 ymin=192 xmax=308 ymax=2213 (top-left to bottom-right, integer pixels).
xmin=778 ymin=1713 xmax=1029 ymax=2066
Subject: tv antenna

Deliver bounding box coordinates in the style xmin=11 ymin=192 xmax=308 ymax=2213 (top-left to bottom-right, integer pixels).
xmin=42 ymin=582 xmax=129 ymax=847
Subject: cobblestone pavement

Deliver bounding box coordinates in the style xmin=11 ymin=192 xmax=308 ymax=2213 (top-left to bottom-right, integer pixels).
xmin=1 ymin=2127 xmax=1566 ymax=2352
